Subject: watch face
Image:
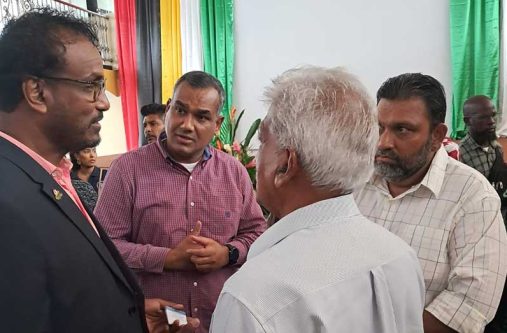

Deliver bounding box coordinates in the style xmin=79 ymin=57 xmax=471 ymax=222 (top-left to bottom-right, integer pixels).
xmin=228 ymin=245 xmax=239 ymax=265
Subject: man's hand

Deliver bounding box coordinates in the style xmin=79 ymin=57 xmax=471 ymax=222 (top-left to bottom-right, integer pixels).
xmin=186 ymin=235 xmax=229 ymax=272
xmin=164 ymin=221 xmax=203 ymax=271
xmin=145 ymin=298 xmax=200 ymax=333
xmin=423 ymin=310 xmax=457 ymax=333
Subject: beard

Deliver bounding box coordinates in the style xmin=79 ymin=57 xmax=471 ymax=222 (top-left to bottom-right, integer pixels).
xmin=472 ymin=127 xmax=497 ymax=143
xmin=374 ymin=138 xmax=433 ymax=182
xmin=483 ymin=130 xmax=497 ymax=142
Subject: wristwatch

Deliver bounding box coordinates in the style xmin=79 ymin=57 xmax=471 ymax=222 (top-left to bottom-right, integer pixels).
xmin=225 ymin=244 xmax=239 ymax=266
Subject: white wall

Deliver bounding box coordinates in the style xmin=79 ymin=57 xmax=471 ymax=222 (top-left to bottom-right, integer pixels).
xmin=68 ymin=0 xmax=114 ymax=13
xmin=68 ymin=0 xmax=88 ymax=10
xmin=96 ymin=91 xmax=127 ymax=156
xmin=233 ymin=0 xmax=452 ymax=146
xmin=97 ymin=0 xmax=114 ymax=12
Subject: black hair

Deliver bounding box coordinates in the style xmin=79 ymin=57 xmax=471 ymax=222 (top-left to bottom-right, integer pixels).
xmin=377 ymin=73 xmax=446 ymax=127
xmin=70 ymin=152 xmax=80 ymax=171
xmin=70 ymin=146 xmax=97 ymax=171
xmin=0 ymin=7 xmax=98 ymax=112
xmin=173 ymin=71 xmax=225 ymax=112
xmin=140 ymin=103 xmax=166 ymax=117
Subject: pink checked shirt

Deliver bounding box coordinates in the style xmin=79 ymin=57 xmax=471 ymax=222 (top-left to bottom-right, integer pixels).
xmin=0 ymin=131 xmax=98 ymax=235
xmin=95 ymin=135 xmax=266 ymax=333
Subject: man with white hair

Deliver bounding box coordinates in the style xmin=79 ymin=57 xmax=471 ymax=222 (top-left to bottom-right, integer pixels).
xmin=210 ymin=66 xmax=426 ymax=332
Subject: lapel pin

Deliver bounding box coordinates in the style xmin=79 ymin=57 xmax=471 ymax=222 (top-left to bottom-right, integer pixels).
xmin=53 ymin=189 xmax=63 ymax=201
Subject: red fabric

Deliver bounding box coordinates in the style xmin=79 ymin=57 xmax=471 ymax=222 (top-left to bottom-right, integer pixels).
xmin=114 ymin=0 xmax=139 ymax=150
xmin=443 ymin=137 xmax=460 ymax=160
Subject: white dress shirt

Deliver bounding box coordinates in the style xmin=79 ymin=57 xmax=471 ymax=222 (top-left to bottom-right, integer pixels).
xmin=355 ymin=147 xmax=507 ymax=333
xmin=210 ymin=195 xmax=425 ymax=333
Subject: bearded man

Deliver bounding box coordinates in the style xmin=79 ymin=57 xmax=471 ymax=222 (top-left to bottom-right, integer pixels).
xmin=459 ymin=95 xmax=499 ymax=178
xmin=355 ymin=73 xmax=507 ymax=333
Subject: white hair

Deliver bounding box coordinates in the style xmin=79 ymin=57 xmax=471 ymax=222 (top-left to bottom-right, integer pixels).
xmin=263 ymin=66 xmax=378 ymax=192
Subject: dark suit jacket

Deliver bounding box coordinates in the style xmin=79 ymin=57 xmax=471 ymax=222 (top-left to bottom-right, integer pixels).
xmin=0 ymin=137 xmax=149 ymax=333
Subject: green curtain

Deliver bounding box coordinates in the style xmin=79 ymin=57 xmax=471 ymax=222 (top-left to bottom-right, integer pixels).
xmin=449 ymin=0 xmax=500 ymax=139
xmin=200 ymin=0 xmax=234 ymax=144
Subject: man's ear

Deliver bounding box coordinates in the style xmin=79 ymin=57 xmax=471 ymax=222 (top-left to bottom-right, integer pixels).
xmin=215 ymin=115 xmax=224 ymax=134
xmin=431 ymin=123 xmax=447 ymax=152
xmin=22 ymin=78 xmax=47 ymax=114
xmin=274 ymin=149 xmax=298 ymax=189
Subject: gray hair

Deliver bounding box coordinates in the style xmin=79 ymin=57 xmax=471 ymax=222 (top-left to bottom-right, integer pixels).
xmin=263 ymin=66 xmax=378 ymax=192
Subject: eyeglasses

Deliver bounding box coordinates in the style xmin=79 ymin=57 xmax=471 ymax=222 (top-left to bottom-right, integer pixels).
xmin=37 ymin=76 xmax=106 ymax=102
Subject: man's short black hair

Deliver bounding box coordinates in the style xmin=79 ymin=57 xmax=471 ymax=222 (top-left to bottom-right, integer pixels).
xmin=0 ymin=7 xmax=98 ymax=112
xmin=377 ymin=73 xmax=446 ymax=128
xmin=140 ymin=103 xmax=166 ymax=117
xmin=173 ymin=71 xmax=225 ymax=113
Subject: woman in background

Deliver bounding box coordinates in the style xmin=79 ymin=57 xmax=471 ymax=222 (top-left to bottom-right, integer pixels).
xmin=70 ymin=147 xmax=105 ymax=210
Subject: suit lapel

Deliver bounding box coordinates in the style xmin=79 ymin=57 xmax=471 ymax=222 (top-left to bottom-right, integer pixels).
xmin=0 ymin=138 xmax=134 ymax=293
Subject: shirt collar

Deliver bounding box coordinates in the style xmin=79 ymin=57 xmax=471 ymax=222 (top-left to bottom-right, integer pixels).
xmin=248 ymin=194 xmax=360 ymax=260
xmin=0 ymin=130 xmax=72 ymax=176
xmin=371 ymin=145 xmax=448 ymax=199
xmin=156 ymin=131 xmax=212 ymax=163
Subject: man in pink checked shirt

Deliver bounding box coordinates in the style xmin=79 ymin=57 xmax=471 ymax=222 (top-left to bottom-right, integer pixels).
xmin=95 ymin=71 xmax=266 ymax=333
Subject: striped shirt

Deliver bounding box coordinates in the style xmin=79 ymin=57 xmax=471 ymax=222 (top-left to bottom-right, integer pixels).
xmin=355 ymin=147 xmax=507 ymax=333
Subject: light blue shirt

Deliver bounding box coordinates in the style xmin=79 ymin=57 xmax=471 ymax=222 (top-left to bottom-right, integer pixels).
xmin=210 ymin=195 xmax=425 ymax=333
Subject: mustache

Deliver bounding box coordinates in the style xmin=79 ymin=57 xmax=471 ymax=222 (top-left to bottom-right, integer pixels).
xmin=174 ymin=131 xmax=195 ymax=141
xmin=375 ymin=149 xmax=400 ymax=161
xmin=91 ymin=114 xmax=103 ymax=124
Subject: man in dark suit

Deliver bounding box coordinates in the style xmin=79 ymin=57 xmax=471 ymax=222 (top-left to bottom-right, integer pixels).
xmin=0 ymin=8 xmax=198 ymax=333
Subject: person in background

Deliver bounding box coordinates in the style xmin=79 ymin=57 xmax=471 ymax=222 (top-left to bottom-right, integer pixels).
xmin=459 ymin=95 xmax=507 ymax=219
xmin=355 ymin=73 xmax=507 ymax=333
xmin=459 ymin=95 xmax=500 ymax=177
xmin=70 ymin=146 xmax=104 ymax=192
xmin=459 ymin=95 xmax=507 ymax=333
xmin=211 ymin=66 xmax=425 ymax=332
xmin=70 ymin=146 xmax=104 ymax=210
xmin=142 ymin=102 xmax=167 ymax=144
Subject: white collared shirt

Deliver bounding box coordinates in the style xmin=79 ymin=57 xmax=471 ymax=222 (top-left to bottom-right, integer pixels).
xmin=355 ymin=146 xmax=507 ymax=333
xmin=210 ymin=195 xmax=425 ymax=333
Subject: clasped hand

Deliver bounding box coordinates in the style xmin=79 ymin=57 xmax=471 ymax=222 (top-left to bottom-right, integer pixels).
xmin=164 ymin=221 xmax=229 ymax=272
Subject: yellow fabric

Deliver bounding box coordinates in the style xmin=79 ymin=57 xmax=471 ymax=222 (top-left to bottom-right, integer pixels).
xmin=160 ymin=0 xmax=182 ymax=103
xmin=103 ymin=69 xmax=119 ymax=97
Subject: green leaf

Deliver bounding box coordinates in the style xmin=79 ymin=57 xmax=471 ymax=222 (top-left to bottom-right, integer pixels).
xmin=247 ymin=167 xmax=256 ymax=187
xmin=243 ymin=118 xmax=261 ymax=147
xmin=219 ymin=118 xmax=232 ymax=144
xmin=231 ymin=109 xmax=245 ymax=143
xmin=245 ymin=156 xmax=255 ymax=163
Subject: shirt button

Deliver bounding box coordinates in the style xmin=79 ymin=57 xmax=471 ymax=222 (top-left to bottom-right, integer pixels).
xmin=190 ymin=176 xmax=193 ymax=180
xmin=190 ymin=202 xmax=195 ymax=207
xmin=193 ymin=282 xmax=198 ymax=287
xmin=194 ymin=308 xmax=198 ymax=313
xmin=128 ymin=306 xmax=137 ymax=316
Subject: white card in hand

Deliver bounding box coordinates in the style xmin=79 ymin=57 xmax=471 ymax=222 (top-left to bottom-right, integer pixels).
xmin=165 ymin=306 xmax=188 ymax=326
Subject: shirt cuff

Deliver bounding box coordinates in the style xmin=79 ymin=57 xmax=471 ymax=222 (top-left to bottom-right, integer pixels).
xmin=426 ymin=289 xmax=488 ymax=333
xmin=143 ymin=245 xmax=171 ymax=273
